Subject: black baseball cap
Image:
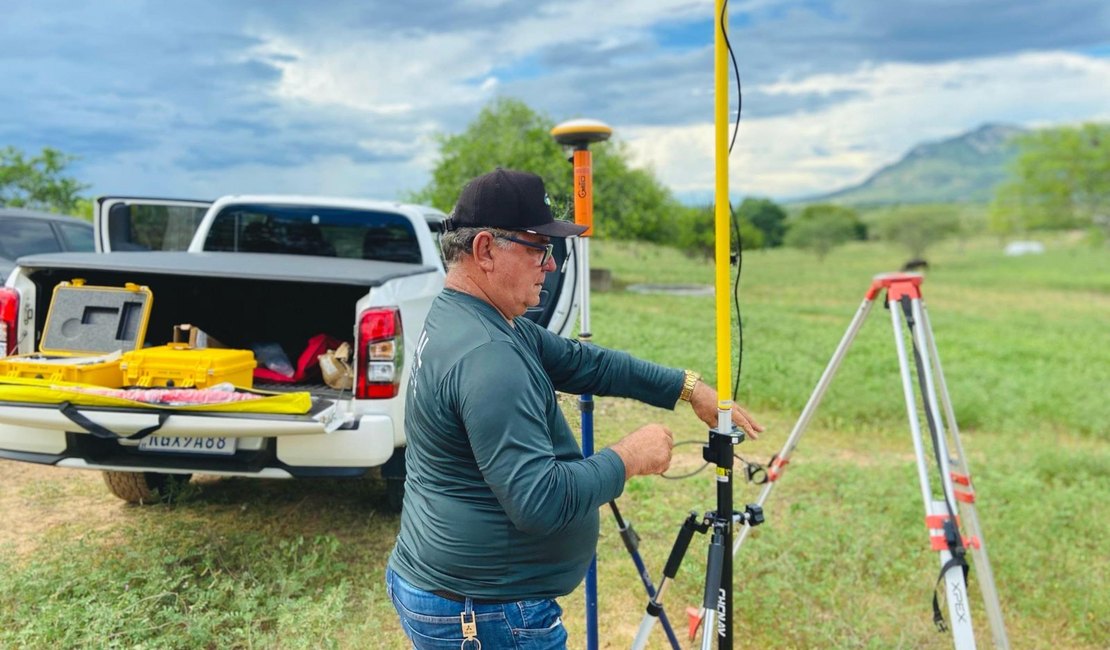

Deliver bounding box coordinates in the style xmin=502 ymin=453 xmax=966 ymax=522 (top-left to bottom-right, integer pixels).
xmin=445 ymin=168 xmax=587 ymax=238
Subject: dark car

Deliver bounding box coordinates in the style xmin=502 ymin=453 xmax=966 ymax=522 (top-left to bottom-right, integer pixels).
xmin=0 ymin=208 xmax=95 ymax=281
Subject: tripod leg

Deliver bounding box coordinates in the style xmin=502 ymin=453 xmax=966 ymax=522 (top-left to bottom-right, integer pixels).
xmin=700 ymin=527 xmax=726 ymax=650
xmin=908 ymin=299 xmax=962 ymax=514
xmin=919 ymin=306 xmax=1011 ymax=649
xmin=929 ymin=502 xmax=978 ymax=649
xmin=892 ymin=292 xmax=978 ymax=648
xmin=889 ymin=293 xmax=938 ymax=509
xmin=631 ymin=513 xmax=702 ymax=650
xmin=734 ymin=296 xmax=877 ymax=556
xmin=611 ymin=501 xmax=682 ymax=649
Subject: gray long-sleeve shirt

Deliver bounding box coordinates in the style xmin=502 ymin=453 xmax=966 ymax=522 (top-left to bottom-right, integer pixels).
xmin=387 ymin=289 xmax=684 ymax=600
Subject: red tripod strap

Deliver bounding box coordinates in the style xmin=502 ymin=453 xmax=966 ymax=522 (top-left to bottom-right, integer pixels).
xmin=925 ymin=514 xmax=980 ymax=550
xmin=767 ymin=454 xmax=789 ymax=481
xmin=931 ymin=535 xmax=981 ymax=551
xmin=926 ymin=514 xmax=959 ymax=528
xmin=949 ymin=472 xmax=976 ymax=502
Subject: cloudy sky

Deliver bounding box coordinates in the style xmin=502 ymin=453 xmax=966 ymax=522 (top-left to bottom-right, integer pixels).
xmin=3 ymin=0 xmax=1108 ymax=206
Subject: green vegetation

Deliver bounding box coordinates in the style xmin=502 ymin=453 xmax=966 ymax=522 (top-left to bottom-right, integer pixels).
xmin=796 ymin=120 xmax=1110 ymax=253
xmin=407 ymin=98 xmax=784 ymax=259
xmin=407 ymin=98 xmax=569 ymax=212
xmin=672 ymin=203 xmax=765 ymax=259
xmin=811 ymin=124 xmax=1024 ymax=206
xmin=869 ymin=205 xmax=962 ymax=259
xmin=737 ymin=197 xmax=788 ymax=248
xmin=783 ymin=203 xmax=865 ymax=261
xmin=1 ymin=100 xmax=1103 ymax=647
xmin=407 ymin=98 xmax=695 ymax=245
xmin=990 ymin=122 xmax=1110 ymax=239
xmin=2 ymin=235 xmax=1106 ymax=648
xmin=0 ymin=146 xmax=89 ymax=216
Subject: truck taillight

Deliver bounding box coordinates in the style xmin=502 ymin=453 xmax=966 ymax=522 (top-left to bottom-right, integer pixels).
xmin=356 ymin=307 xmax=403 ymax=399
xmin=0 ymin=288 xmax=19 ymax=356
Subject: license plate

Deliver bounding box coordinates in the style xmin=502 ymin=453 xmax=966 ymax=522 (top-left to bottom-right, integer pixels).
xmin=138 ymin=436 xmax=237 ymax=455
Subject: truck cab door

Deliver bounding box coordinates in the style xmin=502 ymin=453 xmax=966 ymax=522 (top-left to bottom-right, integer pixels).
xmin=95 ymin=197 xmax=212 ymax=253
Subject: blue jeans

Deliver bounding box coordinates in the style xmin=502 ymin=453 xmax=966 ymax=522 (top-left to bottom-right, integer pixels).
xmin=386 ymin=568 xmax=568 ymax=649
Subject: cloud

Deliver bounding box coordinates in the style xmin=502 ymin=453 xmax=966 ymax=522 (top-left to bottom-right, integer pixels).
xmin=842 ymin=0 xmax=1110 ymax=62
xmin=244 ymin=0 xmax=706 ymax=117
xmin=727 ymin=1 xmax=1110 ymax=71
xmin=1 ymin=1 xmax=1107 ymax=202
xmin=624 ymin=51 xmax=1110 ymax=199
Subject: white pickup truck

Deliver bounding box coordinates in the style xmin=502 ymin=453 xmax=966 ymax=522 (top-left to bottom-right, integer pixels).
xmin=0 ymin=195 xmax=579 ymax=507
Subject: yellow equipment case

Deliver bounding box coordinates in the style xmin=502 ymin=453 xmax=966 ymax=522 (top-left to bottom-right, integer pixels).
xmin=121 ymin=345 xmax=256 ymax=389
xmin=0 ymin=280 xmax=152 ymax=387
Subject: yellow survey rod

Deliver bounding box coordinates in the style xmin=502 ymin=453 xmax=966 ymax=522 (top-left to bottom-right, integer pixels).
xmin=714 ymin=0 xmax=732 ymax=423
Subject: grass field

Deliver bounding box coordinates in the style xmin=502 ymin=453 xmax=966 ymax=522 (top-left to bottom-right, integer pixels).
xmin=1 ymin=236 xmax=1107 ymax=648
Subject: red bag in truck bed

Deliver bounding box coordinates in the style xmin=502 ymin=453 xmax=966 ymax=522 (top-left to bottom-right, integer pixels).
xmin=253 ymin=334 xmax=342 ymax=383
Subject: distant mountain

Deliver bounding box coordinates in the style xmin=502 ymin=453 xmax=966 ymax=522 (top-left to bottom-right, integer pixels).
xmin=802 ymin=123 xmax=1026 ymax=206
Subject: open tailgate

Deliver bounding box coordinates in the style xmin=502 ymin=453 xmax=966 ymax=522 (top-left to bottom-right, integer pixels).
xmin=0 ymin=379 xmax=347 ymax=439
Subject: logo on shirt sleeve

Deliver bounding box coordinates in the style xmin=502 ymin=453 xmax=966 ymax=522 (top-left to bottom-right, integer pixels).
xmin=410 ymin=329 xmax=430 ymax=395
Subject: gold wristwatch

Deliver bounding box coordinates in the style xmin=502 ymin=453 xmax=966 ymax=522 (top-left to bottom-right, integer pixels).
xmin=679 ymin=370 xmax=700 ymax=402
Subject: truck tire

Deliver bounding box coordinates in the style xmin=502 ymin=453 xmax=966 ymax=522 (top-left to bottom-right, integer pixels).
xmin=385 ymin=478 xmax=405 ymax=513
xmin=102 ymin=471 xmax=192 ymax=504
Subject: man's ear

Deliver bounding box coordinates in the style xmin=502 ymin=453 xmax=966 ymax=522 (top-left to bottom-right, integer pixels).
xmin=471 ymin=231 xmax=497 ymax=270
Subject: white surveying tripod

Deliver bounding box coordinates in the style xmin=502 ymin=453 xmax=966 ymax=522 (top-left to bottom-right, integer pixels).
xmin=734 ymin=273 xmax=1010 ymax=649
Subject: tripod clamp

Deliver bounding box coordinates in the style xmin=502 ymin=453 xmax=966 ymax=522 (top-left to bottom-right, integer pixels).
xmin=703 ymin=426 xmax=764 ymax=533
xmin=733 ymin=503 xmax=765 ymax=527
xmin=704 ymin=426 xmax=742 ymax=467
xmin=632 ymin=425 xmax=766 ymax=650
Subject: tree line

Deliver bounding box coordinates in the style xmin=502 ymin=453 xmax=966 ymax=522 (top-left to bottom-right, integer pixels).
xmin=409 ymin=100 xmax=1107 ymax=260
xmin=990 ymin=122 xmax=1110 ymax=241
xmin=4 ymin=100 xmax=1106 ymax=259
xmin=406 ymin=99 xmax=839 ymax=258
xmin=0 ymin=146 xmax=89 ymax=217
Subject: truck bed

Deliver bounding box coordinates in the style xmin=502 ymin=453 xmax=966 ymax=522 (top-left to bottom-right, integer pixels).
xmin=13 ymin=252 xmax=438 ymax=397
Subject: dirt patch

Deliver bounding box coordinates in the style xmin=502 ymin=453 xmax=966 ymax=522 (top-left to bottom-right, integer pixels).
xmin=0 ymin=460 xmax=127 ymax=558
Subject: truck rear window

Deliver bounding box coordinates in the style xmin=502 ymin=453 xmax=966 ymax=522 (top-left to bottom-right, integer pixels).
xmin=204 ymin=204 xmax=423 ymax=263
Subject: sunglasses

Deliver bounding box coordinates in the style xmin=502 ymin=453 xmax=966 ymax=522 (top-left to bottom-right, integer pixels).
xmin=495 ymin=234 xmax=555 ymax=267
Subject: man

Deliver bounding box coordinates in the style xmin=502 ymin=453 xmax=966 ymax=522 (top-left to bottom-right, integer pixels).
xmin=386 ymin=168 xmax=762 ymax=648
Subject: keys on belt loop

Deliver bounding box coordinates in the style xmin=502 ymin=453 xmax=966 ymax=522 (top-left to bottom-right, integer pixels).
xmin=460 ymin=600 xmax=481 ymax=650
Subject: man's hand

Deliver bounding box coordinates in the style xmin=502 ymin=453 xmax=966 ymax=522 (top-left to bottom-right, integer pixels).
xmin=689 ymin=380 xmax=764 ymax=439
xmin=609 ymin=424 xmax=674 ymax=480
